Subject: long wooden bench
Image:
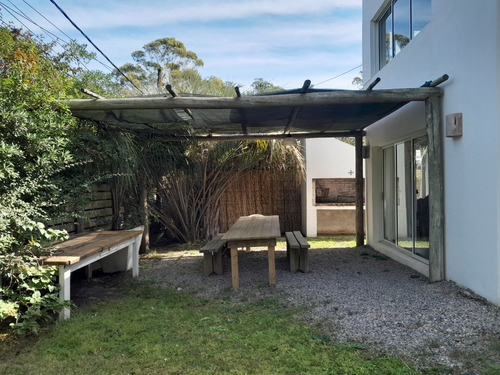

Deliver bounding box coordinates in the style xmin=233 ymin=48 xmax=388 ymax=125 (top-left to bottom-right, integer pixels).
xmin=199 ymin=234 xmax=226 ymax=276
xmin=285 ymin=231 xmax=310 ymax=273
xmin=42 ymin=226 xmax=144 ymax=320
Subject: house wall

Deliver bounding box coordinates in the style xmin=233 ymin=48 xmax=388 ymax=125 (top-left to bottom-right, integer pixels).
xmin=363 ymin=0 xmax=500 ymax=303
xmin=301 ymin=138 xmax=356 ymax=237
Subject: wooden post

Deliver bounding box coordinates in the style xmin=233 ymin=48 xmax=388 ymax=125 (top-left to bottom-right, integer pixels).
xmin=426 ymin=96 xmax=445 ymax=282
xmin=355 ymin=134 xmax=365 ymax=247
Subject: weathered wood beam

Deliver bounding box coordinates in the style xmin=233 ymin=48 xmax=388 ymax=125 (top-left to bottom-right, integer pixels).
xmin=283 ymin=80 xmax=311 ymax=134
xmin=355 ymin=134 xmax=364 ymax=247
xmin=68 ymin=88 xmax=442 ymax=111
xmin=106 ymin=130 xmax=365 ymax=142
xmin=80 ymin=88 xmax=105 ymax=99
xmin=366 ymin=77 xmax=381 ymax=91
xmin=426 ymin=95 xmax=445 ymax=282
xmin=429 ymin=74 xmax=449 ymax=87
xmin=165 ymin=84 xmax=194 ymax=119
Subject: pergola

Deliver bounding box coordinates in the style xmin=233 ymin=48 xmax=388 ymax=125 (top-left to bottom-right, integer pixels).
xmin=68 ymin=76 xmax=447 ymax=282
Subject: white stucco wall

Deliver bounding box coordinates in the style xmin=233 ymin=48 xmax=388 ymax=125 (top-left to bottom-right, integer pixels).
xmin=362 ymin=0 xmax=500 ymax=303
xmin=301 ymin=138 xmax=356 ymax=237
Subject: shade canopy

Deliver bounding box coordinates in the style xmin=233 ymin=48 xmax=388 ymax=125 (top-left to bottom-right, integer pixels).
xmin=69 ymin=86 xmax=443 ymax=140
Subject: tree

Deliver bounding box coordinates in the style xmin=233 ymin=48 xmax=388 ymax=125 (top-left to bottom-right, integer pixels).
xmin=170 ymin=69 xmax=238 ymax=96
xmin=118 ymin=37 xmax=203 ymax=94
xmin=251 ymin=78 xmax=284 ymax=94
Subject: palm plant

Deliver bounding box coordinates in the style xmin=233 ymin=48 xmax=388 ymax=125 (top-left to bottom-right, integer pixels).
xmin=150 ymin=140 xmax=304 ymax=243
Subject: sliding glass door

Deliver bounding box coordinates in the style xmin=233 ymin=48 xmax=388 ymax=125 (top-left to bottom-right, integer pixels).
xmin=383 ymin=136 xmax=429 ymax=260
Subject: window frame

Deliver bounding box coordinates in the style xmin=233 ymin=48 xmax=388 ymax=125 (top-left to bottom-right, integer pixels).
xmin=378 ymin=0 xmax=430 ymax=70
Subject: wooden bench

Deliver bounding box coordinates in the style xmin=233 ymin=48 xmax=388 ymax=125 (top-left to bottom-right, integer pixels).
xmin=285 ymin=231 xmax=310 ymax=273
xmin=199 ymin=234 xmax=227 ymax=276
xmin=41 ymin=226 xmax=144 ymax=320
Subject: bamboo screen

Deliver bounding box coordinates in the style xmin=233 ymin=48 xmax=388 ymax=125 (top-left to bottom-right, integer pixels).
xmin=218 ymin=170 xmax=302 ymax=234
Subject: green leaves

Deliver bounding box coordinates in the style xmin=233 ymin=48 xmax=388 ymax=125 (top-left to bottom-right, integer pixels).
xmin=0 ymin=26 xmax=89 ymax=333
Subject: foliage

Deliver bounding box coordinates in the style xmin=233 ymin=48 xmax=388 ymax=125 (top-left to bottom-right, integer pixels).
xmin=0 ymin=27 xmax=102 ymax=333
xmin=0 ymin=281 xmax=419 ymax=374
xmin=117 ymin=37 xmax=204 ymax=94
xmin=251 ymin=77 xmax=284 ymax=94
xmin=150 ymin=140 xmax=304 ymax=243
xmin=171 ymin=68 xmax=238 ymax=96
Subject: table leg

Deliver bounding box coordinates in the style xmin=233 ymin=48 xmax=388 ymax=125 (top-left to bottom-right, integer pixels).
xmin=268 ymin=245 xmax=276 ymax=286
xmin=230 ymin=247 xmax=239 ymax=289
xmin=58 ymin=265 xmax=71 ymax=321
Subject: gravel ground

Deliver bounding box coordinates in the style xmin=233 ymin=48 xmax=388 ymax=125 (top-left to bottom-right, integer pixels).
xmin=131 ymin=245 xmax=500 ymax=372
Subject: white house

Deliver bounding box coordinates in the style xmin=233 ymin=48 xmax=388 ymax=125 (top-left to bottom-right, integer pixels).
xmin=362 ymin=0 xmax=500 ymax=304
xmin=301 ymin=138 xmax=358 ymax=237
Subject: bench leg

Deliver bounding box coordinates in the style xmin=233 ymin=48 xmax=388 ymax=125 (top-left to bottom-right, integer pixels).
xmin=299 ymin=248 xmax=309 ymax=273
xmin=132 ymin=236 xmax=141 ymax=277
xmin=213 ymin=251 xmax=223 ymax=275
xmin=289 ymin=248 xmax=300 ymax=273
xmin=268 ymin=245 xmax=276 ymax=286
xmin=203 ymin=253 xmax=214 ymax=276
xmin=230 ymin=248 xmax=239 ymax=289
xmin=58 ymin=265 xmax=71 ymax=321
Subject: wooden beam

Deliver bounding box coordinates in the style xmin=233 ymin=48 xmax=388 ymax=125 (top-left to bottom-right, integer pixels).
xmin=355 ymin=134 xmax=364 ymax=246
xmin=80 ymin=88 xmax=105 ymax=99
xmin=283 ymin=80 xmax=311 ymax=134
xmin=165 ymin=84 xmax=194 ymax=119
xmin=426 ymin=95 xmax=445 ymax=282
xmin=69 ymin=88 xmax=442 ymax=111
xmin=366 ymin=77 xmax=381 ymax=91
xmin=104 ymin=130 xmax=365 ymax=142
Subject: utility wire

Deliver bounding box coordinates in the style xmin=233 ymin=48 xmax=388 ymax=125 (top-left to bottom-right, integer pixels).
xmin=1 ymin=1 xmax=95 ymax=73
xmin=313 ymin=64 xmax=362 ymax=87
xmin=0 ymin=2 xmax=33 ymax=34
xmin=22 ymin=0 xmax=72 ymax=41
xmin=19 ymin=0 xmax=113 ymax=71
xmin=49 ymin=0 xmax=144 ymax=94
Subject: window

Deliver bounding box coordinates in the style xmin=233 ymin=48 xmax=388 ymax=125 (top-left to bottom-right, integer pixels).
xmin=383 ymin=136 xmax=429 ymax=260
xmin=379 ymin=0 xmax=431 ymax=69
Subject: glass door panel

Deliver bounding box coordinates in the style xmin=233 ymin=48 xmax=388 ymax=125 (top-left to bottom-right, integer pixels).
xmin=396 ymin=141 xmax=413 ymax=251
xmin=383 ymin=147 xmax=396 ymax=243
xmin=414 ymin=136 xmax=430 ymax=259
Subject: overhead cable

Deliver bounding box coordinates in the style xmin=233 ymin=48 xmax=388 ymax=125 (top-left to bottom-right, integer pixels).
xmin=49 ymin=0 xmax=144 ymax=94
xmin=19 ymin=0 xmax=113 ymax=71
xmin=313 ymin=64 xmax=362 ymax=87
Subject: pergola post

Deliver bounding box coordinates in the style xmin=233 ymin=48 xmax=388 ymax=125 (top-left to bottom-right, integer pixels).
xmin=426 ymin=96 xmax=445 ymax=282
xmin=355 ymin=134 xmax=364 ymax=247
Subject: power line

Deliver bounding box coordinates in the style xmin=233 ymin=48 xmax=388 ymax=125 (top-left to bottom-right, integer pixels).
xmin=22 ymin=0 xmax=72 ymax=41
xmin=5 ymin=0 xmax=114 ymax=72
xmin=313 ymin=64 xmax=362 ymax=87
xmin=49 ymin=0 xmax=144 ymax=94
xmin=0 ymin=2 xmax=34 ymax=35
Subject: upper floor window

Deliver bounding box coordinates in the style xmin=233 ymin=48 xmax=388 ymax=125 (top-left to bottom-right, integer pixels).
xmin=379 ymin=0 xmax=431 ymax=69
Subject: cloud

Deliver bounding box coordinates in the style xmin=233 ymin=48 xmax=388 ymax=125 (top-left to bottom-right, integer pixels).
xmin=50 ymin=0 xmax=361 ymax=30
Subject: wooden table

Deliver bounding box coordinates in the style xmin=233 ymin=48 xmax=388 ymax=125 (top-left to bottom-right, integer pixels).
xmin=222 ymin=215 xmax=281 ymax=289
xmin=42 ymin=227 xmax=143 ymax=320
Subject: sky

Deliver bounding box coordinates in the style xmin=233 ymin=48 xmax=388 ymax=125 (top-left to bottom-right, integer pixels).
xmin=1 ymin=0 xmax=362 ymax=92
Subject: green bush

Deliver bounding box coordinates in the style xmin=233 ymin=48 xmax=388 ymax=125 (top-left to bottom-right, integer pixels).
xmin=0 ymin=27 xmax=86 ymax=333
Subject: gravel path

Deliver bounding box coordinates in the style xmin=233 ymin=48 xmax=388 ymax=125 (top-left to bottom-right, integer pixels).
xmin=138 ymin=245 xmax=500 ymax=373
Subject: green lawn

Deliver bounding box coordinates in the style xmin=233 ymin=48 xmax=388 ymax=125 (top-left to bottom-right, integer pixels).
xmin=0 ymin=280 xmax=420 ymax=375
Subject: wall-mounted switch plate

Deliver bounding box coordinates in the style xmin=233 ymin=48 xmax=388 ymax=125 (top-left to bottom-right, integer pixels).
xmin=446 ymin=113 xmax=463 ymax=137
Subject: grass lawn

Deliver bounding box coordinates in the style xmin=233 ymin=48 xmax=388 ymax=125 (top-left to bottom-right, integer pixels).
xmin=2 ymin=235 xmax=498 ymax=374
xmin=0 ymin=278 xmax=420 ymax=375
